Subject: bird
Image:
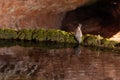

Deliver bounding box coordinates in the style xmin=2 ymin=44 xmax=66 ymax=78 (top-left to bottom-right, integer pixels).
xmin=75 ymin=24 xmax=83 ymax=44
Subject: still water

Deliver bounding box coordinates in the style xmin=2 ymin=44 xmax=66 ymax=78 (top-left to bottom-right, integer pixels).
xmin=0 ymin=41 xmax=120 ymax=80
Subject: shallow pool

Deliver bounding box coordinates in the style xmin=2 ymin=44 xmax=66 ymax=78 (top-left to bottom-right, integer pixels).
xmin=0 ymin=41 xmax=119 ymax=80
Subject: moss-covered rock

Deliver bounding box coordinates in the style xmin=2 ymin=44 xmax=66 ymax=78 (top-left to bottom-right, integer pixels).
xmin=33 ymin=29 xmax=46 ymax=41
xmin=0 ymin=29 xmax=4 ymax=39
xmin=0 ymin=28 xmax=76 ymax=43
xmin=4 ymin=29 xmax=18 ymax=39
xmin=46 ymin=29 xmax=61 ymax=42
xmin=83 ymin=34 xmax=102 ymax=46
xmin=0 ymin=29 xmax=17 ymax=39
xmin=83 ymin=34 xmax=119 ymax=49
xmin=18 ymin=29 xmax=34 ymax=40
xmin=0 ymin=28 xmax=119 ymax=49
xmin=101 ymin=38 xmax=118 ymax=48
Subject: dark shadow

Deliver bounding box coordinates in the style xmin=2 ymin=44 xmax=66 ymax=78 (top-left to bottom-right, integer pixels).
xmin=61 ymin=0 xmax=120 ymax=38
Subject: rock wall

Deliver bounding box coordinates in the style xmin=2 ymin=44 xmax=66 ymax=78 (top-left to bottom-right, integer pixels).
xmin=62 ymin=0 xmax=120 ymax=41
xmin=0 ymin=0 xmax=97 ymax=30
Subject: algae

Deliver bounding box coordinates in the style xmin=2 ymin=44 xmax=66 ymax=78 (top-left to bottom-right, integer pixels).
xmin=83 ymin=34 xmax=119 ymax=49
xmin=0 ymin=29 xmax=17 ymax=39
xmin=18 ymin=29 xmax=34 ymax=40
xmin=83 ymin=34 xmax=102 ymax=46
xmin=0 ymin=28 xmax=119 ymax=49
xmin=4 ymin=29 xmax=17 ymax=39
xmin=0 ymin=28 xmax=77 ymax=43
xmin=33 ymin=29 xmax=46 ymax=41
xmin=101 ymin=38 xmax=118 ymax=48
xmin=0 ymin=29 xmax=4 ymax=39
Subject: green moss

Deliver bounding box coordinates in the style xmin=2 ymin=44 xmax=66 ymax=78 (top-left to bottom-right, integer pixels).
xmin=101 ymin=38 xmax=118 ymax=48
xmin=0 ymin=28 xmax=119 ymax=49
xmin=4 ymin=29 xmax=17 ymax=39
xmin=83 ymin=34 xmax=102 ymax=46
xmin=33 ymin=29 xmax=46 ymax=41
xmin=0 ymin=28 xmax=76 ymax=43
xmin=0 ymin=29 xmax=4 ymax=39
xmin=46 ymin=29 xmax=61 ymax=42
xmin=65 ymin=33 xmax=76 ymax=43
xmin=83 ymin=34 xmax=119 ymax=49
xmin=57 ymin=30 xmax=66 ymax=42
xmin=18 ymin=29 xmax=34 ymax=40
xmin=0 ymin=29 xmax=17 ymax=39
xmin=32 ymin=29 xmax=76 ymax=43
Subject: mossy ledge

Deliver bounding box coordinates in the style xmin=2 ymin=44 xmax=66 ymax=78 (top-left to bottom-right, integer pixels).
xmin=83 ymin=34 xmax=120 ymax=50
xmin=0 ymin=28 xmax=120 ymax=49
xmin=0 ymin=29 xmax=76 ymax=43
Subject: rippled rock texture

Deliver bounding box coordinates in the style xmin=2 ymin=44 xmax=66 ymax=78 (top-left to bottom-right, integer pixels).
xmin=0 ymin=0 xmax=96 ymax=30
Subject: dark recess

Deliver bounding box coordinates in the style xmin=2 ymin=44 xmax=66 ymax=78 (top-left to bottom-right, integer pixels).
xmin=61 ymin=0 xmax=120 ymax=38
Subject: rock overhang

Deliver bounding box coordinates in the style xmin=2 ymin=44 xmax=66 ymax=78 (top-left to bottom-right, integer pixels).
xmin=0 ymin=0 xmax=98 ymax=30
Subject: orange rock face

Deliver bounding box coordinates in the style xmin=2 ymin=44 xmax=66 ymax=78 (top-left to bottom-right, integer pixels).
xmin=0 ymin=0 xmax=94 ymax=30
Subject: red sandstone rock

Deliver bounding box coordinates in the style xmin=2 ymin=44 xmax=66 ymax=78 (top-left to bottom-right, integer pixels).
xmin=0 ymin=0 xmax=95 ymax=30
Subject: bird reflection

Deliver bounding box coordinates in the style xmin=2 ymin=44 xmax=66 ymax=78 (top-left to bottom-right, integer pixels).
xmin=74 ymin=24 xmax=83 ymax=56
xmin=74 ymin=45 xmax=81 ymax=56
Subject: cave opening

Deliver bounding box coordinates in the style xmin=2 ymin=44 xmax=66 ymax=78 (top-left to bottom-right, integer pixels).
xmin=61 ymin=0 xmax=120 ymax=40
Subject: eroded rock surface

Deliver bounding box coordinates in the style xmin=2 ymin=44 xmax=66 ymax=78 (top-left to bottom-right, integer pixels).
xmin=0 ymin=0 xmax=96 ymax=30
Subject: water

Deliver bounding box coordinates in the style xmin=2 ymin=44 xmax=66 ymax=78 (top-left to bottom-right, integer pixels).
xmin=0 ymin=41 xmax=120 ymax=80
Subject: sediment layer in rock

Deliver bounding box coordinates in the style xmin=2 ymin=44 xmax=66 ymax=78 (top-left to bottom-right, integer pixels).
xmin=0 ymin=0 xmax=97 ymax=30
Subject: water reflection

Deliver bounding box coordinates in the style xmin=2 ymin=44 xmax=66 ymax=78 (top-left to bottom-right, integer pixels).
xmin=0 ymin=45 xmax=119 ymax=80
xmin=74 ymin=45 xmax=81 ymax=56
